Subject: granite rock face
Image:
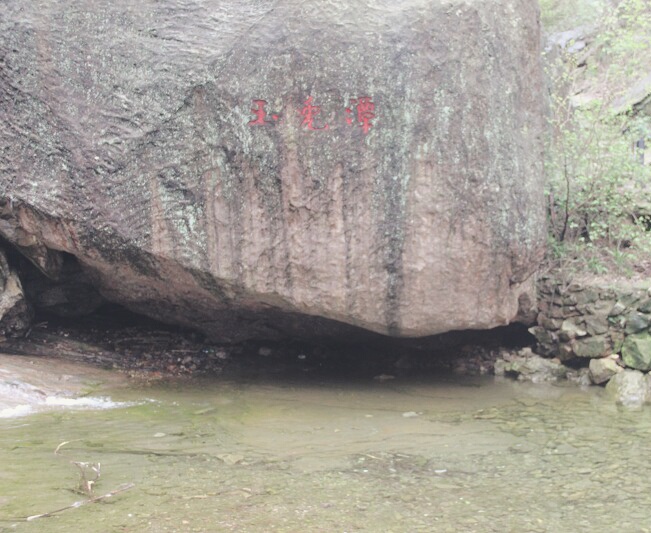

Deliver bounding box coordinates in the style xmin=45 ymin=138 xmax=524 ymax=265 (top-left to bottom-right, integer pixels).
xmin=0 ymin=0 xmax=545 ymax=341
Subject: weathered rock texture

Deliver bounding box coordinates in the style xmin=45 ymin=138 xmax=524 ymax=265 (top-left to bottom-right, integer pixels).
xmin=0 ymin=247 xmax=32 ymax=337
xmin=0 ymin=0 xmax=545 ymax=341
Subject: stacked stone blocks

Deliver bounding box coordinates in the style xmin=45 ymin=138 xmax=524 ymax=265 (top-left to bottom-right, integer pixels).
xmin=533 ymin=277 xmax=651 ymax=383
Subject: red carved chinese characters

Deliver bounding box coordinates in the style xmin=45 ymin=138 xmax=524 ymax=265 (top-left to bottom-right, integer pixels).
xmin=247 ymin=95 xmax=376 ymax=135
xmin=345 ymin=96 xmax=375 ymax=134
xmin=300 ymin=96 xmax=329 ymax=131
xmin=248 ymin=99 xmax=268 ymax=126
xmin=248 ymin=99 xmax=280 ymax=126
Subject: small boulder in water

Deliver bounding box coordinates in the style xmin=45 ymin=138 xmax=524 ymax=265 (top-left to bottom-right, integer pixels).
xmin=605 ymin=370 xmax=649 ymax=409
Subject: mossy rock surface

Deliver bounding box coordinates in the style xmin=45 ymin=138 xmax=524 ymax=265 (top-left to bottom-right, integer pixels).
xmin=572 ymin=336 xmax=609 ymax=358
xmin=622 ymin=333 xmax=651 ymax=371
xmin=625 ymin=313 xmax=650 ymax=335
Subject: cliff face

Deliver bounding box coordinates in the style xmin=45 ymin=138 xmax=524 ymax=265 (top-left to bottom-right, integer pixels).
xmin=0 ymin=0 xmax=545 ymax=342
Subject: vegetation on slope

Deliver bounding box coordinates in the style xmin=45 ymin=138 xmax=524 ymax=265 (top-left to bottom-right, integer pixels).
xmin=542 ymin=0 xmax=651 ymax=277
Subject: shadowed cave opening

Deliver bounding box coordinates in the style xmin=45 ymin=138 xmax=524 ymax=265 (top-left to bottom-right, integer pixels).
xmin=2 ymin=242 xmax=535 ymax=379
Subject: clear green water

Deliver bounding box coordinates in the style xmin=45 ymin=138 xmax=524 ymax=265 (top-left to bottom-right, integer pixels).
xmin=2 ymin=366 xmax=651 ymax=532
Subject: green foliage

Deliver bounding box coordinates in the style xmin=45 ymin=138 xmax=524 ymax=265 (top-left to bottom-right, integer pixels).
xmin=544 ymin=0 xmax=651 ymax=276
xmin=595 ymin=0 xmax=651 ymax=90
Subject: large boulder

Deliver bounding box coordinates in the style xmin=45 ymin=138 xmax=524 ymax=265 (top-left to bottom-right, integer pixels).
xmin=0 ymin=0 xmax=545 ymax=341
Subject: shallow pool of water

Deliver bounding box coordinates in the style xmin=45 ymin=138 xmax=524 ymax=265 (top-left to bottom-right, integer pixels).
xmin=1 ymin=356 xmax=651 ymax=532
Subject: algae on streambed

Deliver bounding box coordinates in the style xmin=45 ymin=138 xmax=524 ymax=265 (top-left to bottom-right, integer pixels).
xmin=1 ymin=371 xmax=651 ymax=532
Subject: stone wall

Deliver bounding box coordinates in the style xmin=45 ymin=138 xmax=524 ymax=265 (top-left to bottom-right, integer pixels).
xmin=531 ymin=276 xmax=651 ymax=384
